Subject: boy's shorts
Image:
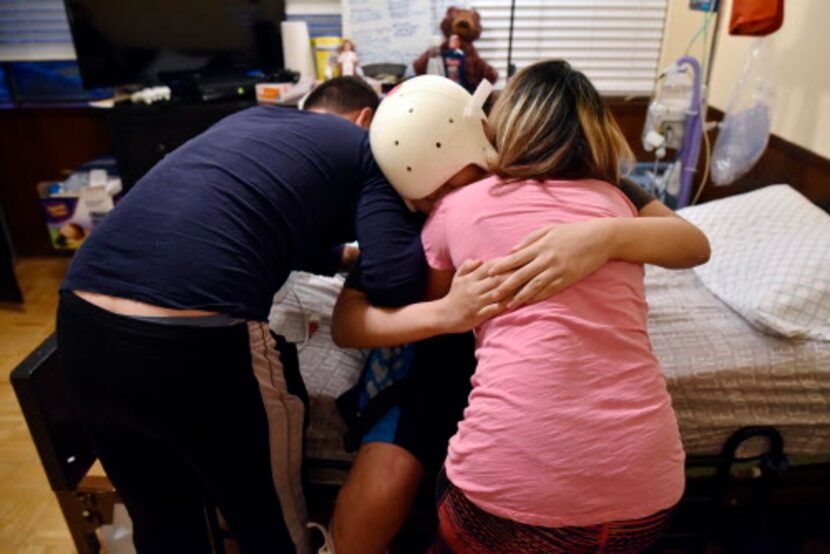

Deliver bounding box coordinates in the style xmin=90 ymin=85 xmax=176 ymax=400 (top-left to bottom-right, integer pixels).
xmin=338 ymin=332 xmax=476 ymax=474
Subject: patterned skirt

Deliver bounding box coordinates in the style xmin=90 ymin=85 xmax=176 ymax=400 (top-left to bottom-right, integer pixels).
xmin=430 ymin=471 xmax=675 ymax=554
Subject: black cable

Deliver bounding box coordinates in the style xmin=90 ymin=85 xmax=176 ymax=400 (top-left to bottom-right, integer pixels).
xmin=507 ymin=0 xmax=517 ymax=78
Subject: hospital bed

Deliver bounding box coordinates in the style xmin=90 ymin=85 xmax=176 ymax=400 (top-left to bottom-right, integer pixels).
xmin=279 ymin=184 xmax=830 ymax=549
xmin=283 ymin=268 xmax=830 ymax=468
xmin=647 ymin=264 xmax=830 ymax=459
xmin=284 ymin=185 xmax=830 ymax=474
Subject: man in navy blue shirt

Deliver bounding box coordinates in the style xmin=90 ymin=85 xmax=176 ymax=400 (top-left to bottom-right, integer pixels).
xmin=63 ymin=80 xmax=426 ymax=320
xmin=57 ymin=77 xmax=477 ymax=554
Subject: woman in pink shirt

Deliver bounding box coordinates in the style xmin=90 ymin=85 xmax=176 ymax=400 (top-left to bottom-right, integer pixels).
xmin=418 ymin=60 xmax=685 ymax=553
xmin=332 ymin=62 xmax=702 ymax=552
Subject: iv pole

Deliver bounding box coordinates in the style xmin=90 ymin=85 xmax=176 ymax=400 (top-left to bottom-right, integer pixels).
xmin=506 ymin=0 xmax=517 ymax=78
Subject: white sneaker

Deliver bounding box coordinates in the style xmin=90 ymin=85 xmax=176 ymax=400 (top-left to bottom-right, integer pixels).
xmin=307 ymin=522 xmax=335 ymax=554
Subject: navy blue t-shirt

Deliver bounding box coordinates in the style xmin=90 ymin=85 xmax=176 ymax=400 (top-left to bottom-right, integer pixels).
xmin=63 ymin=106 xmax=426 ymax=320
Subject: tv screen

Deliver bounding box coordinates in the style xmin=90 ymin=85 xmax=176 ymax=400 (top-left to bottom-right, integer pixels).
xmin=64 ymin=0 xmax=285 ymax=89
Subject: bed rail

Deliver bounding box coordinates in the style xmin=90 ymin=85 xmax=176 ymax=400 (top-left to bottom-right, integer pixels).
xmin=658 ymin=426 xmax=828 ymax=552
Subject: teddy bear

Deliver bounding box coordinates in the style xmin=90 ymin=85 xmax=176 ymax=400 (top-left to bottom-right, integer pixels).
xmin=413 ymin=6 xmax=498 ymax=92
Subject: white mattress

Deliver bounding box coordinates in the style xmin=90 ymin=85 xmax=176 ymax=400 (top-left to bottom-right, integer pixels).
xmin=270 ymin=267 xmax=830 ymax=471
xmin=295 ymin=318 xmax=364 ymax=465
xmin=269 ymin=273 xmax=365 ymax=469
xmin=645 ymin=265 xmax=830 ymax=456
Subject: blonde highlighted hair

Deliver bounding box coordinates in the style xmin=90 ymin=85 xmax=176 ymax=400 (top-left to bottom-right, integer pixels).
xmin=487 ymin=60 xmax=633 ymax=184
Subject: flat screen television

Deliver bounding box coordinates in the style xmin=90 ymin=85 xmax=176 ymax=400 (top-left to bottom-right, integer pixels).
xmin=63 ymin=0 xmax=285 ymax=89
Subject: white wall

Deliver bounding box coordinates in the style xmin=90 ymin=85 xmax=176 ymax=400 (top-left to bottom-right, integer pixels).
xmin=660 ymin=0 xmax=830 ymax=158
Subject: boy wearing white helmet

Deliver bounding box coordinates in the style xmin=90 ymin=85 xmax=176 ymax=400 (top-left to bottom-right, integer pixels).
xmin=369 ymin=75 xmax=495 ymax=210
xmin=330 ymin=75 xmax=709 ymax=554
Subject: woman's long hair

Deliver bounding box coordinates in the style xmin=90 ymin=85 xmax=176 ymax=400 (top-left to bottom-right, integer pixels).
xmin=486 ymin=60 xmax=633 ymax=184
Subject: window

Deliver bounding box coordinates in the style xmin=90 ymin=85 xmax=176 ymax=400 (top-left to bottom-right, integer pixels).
xmin=0 ymin=0 xmax=75 ymax=62
xmin=0 ymin=2 xmax=111 ymax=103
xmin=472 ymin=0 xmax=668 ymax=95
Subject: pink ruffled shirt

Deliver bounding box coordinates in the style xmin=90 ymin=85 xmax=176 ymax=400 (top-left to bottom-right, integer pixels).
xmin=422 ymin=176 xmax=685 ymax=528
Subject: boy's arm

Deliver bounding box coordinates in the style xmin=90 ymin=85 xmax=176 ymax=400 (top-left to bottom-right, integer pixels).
xmin=332 ymin=261 xmax=503 ymax=349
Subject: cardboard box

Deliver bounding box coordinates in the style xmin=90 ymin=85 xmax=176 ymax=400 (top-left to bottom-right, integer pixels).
xmin=255 ymin=82 xmax=297 ymax=104
xmin=38 ymin=181 xmax=121 ymax=250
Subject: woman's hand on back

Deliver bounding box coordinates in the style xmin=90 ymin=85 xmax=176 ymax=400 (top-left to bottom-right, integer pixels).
xmin=487 ymin=220 xmax=614 ymax=309
xmin=485 ymin=203 xmax=711 ymax=310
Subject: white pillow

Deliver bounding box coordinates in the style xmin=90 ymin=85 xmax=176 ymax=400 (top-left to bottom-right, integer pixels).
xmin=677 ymin=185 xmax=830 ymax=340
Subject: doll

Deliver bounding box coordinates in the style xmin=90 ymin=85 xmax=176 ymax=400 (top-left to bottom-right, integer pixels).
xmin=443 ymin=34 xmax=466 ymax=88
xmin=337 ymin=39 xmax=360 ymax=77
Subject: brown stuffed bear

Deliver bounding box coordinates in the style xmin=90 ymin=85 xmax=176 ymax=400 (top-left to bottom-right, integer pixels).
xmin=413 ymin=6 xmax=498 ymax=92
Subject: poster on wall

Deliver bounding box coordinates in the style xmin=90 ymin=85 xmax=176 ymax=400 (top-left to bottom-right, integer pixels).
xmin=341 ymin=0 xmax=469 ymax=72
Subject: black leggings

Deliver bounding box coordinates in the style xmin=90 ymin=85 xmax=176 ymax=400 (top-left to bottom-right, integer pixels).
xmin=56 ymin=292 xmax=294 ymax=553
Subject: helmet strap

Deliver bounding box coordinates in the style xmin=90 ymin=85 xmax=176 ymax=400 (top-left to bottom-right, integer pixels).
xmin=465 ymin=79 xmax=494 ymax=118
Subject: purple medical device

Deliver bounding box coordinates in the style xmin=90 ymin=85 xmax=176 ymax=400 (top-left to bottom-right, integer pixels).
xmin=674 ymin=56 xmax=704 ymax=208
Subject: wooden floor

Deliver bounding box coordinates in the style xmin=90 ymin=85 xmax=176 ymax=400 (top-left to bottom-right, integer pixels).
xmin=0 ymin=257 xmax=77 ymax=554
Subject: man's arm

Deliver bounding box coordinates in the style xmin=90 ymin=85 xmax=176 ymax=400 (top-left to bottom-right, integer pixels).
xmin=613 ymin=199 xmax=711 ymax=268
xmin=352 ymin=149 xmax=428 ymax=307
xmin=617 ymin=178 xmax=711 ymax=268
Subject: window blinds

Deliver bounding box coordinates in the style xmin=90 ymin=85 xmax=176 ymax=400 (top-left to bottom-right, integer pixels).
xmin=0 ymin=0 xmax=75 ymax=61
xmin=472 ymin=0 xmax=668 ymax=95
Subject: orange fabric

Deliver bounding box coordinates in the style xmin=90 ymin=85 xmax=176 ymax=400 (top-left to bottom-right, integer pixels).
xmin=729 ymin=0 xmax=784 ymax=36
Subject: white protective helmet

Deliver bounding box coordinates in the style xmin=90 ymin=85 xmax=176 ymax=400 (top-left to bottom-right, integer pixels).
xmin=370 ymin=75 xmax=495 ymax=201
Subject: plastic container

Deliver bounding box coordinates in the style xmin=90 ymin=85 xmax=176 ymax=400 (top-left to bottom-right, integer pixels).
xmin=38 ymin=157 xmax=123 ymax=250
xmin=312 ymin=36 xmax=343 ymax=80
xmin=425 ymin=36 xmax=446 ymax=76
